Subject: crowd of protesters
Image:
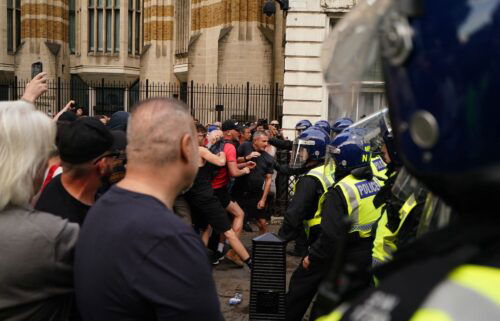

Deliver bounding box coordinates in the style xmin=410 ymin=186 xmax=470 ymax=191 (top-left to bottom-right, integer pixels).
xmin=0 ymin=73 xmax=301 ymax=321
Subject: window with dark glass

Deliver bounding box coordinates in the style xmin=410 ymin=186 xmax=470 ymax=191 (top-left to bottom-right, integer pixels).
xmin=326 ymin=15 xmax=386 ymax=121
xmin=128 ymin=0 xmax=141 ymax=55
xmin=69 ymin=0 xmax=76 ymax=53
xmin=89 ymin=0 xmax=119 ymax=53
xmin=115 ymin=0 xmax=120 ymax=51
xmin=175 ymin=0 xmax=189 ymax=56
xmin=7 ymin=0 xmax=21 ymax=53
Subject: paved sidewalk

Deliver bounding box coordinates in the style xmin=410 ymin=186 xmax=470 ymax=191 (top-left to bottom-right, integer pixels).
xmin=213 ymin=224 xmax=303 ymax=321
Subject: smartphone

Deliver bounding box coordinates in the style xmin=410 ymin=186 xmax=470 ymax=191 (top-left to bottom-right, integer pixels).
xmin=31 ymin=62 xmax=43 ymax=79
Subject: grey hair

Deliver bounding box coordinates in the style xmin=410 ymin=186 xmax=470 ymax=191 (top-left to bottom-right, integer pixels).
xmin=127 ymin=98 xmax=196 ymax=166
xmin=0 ymin=100 xmax=56 ymax=211
xmin=252 ymin=130 xmax=268 ymax=141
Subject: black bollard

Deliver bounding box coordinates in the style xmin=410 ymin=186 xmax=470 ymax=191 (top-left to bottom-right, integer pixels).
xmin=249 ymin=233 xmax=286 ymax=321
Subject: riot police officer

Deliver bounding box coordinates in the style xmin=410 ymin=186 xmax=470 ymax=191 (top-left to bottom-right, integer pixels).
xmin=286 ymin=130 xmax=383 ymax=321
xmin=314 ymin=120 xmax=332 ymax=136
xmin=371 ymin=129 xmax=405 ymax=267
xmin=268 ymin=119 xmax=313 ymax=151
xmin=331 ymin=118 xmax=353 ymax=137
xmin=278 ymin=127 xmax=332 ymax=251
xmin=316 ymin=0 xmax=500 ymax=319
xmin=295 ymin=119 xmax=312 ymax=137
xmin=372 ymin=167 xmax=428 ymax=269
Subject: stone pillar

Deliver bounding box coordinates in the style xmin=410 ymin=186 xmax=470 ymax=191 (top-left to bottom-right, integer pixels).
xmin=188 ymin=0 xmax=276 ymax=85
xmin=140 ymin=0 xmax=175 ymax=83
xmin=217 ymin=0 xmax=273 ymax=85
xmin=16 ymin=0 xmax=71 ymax=82
xmin=282 ymin=0 xmax=327 ymax=139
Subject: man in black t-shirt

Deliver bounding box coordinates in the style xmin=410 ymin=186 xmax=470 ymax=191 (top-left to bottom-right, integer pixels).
xmin=75 ymin=98 xmax=224 ymax=321
xmin=36 ymin=118 xmax=116 ymax=225
xmin=234 ymin=130 xmax=274 ymax=234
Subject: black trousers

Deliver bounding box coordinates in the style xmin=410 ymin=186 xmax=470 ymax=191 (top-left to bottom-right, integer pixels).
xmin=285 ymin=261 xmax=329 ymax=321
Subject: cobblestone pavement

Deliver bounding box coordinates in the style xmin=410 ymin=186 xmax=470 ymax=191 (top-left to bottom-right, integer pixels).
xmin=212 ymin=224 xmax=304 ymax=321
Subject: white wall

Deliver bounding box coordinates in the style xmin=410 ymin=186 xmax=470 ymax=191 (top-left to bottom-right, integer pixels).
xmin=282 ymin=0 xmax=356 ymax=139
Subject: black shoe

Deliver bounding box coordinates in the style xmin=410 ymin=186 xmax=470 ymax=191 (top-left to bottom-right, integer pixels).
xmin=243 ymin=222 xmax=254 ymax=233
xmin=211 ymin=251 xmax=224 ymax=265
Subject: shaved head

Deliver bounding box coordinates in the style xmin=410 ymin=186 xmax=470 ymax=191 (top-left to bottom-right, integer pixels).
xmin=127 ymin=98 xmax=196 ymax=166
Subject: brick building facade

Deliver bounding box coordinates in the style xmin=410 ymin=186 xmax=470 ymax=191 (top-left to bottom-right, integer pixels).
xmin=0 ymin=0 xmax=285 ymax=86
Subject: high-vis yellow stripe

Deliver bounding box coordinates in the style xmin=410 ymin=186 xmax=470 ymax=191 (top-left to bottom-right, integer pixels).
xmin=448 ymin=265 xmax=500 ymax=306
xmin=411 ymin=308 xmax=454 ymax=321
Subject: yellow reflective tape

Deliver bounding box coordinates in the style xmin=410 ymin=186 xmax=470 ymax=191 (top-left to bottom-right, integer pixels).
xmin=306 ymin=165 xmax=333 ymax=193
xmin=400 ymin=194 xmax=417 ymax=219
xmin=315 ymin=304 xmax=350 ymax=321
xmin=448 ymin=265 xmax=500 ymax=305
xmin=315 ymin=311 xmax=343 ymax=321
xmin=305 ymin=217 xmax=322 ymax=229
xmin=410 ymin=308 xmax=454 ymax=321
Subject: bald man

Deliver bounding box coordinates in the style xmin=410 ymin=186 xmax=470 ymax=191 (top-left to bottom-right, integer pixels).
xmin=74 ymin=98 xmax=224 ymax=321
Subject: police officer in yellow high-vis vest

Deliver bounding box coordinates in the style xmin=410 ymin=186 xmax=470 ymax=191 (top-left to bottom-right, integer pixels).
xmin=286 ymin=129 xmax=382 ymax=321
xmin=372 ymin=168 xmax=428 ymax=268
xmin=371 ymin=129 xmax=406 ymax=267
xmin=278 ymin=127 xmax=332 ymax=252
xmin=315 ymin=0 xmax=500 ymax=319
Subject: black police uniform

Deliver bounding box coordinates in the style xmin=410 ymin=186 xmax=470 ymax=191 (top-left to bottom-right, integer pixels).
xmin=278 ymin=175 xmax=325 ymax=246
xmin=285 ymin=168 xmax=376 ymax=321
xmin=316 ymin=217 xmax=500 ymax=320
xmin=269 ymin=137 xmax=293 ymax=151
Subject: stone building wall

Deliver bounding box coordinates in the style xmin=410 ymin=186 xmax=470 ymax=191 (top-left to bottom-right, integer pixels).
xmin=282 ymin=0 xmax=356 ymax=138
xmin=0 ymin=0 xmax=285 ymax=99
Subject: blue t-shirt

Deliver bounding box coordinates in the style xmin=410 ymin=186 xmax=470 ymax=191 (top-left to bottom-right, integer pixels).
xmin=74 ymin=186 xmax=224 ymax=321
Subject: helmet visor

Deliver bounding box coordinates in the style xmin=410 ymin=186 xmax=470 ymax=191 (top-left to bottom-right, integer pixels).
xmin=322 ymin=0 xmax=395 ymax=122
xmin=324 ymin=144 xmax=338 ymax=180
xmin=290 ymin=139 xmax=313 ymax=169
xmin=346 ymin=108 xmax=391 ymax=153
xmin=417 ymin=193 xmax=454 ymax=238
xmin=391 ymin=167 xmax=428 ymax=204
xmin=295 ymin=129 xmax=304 ymax=138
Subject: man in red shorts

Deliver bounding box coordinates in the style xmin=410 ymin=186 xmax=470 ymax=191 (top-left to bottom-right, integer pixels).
xmin=211 ymin=119 xmax=255 ymax=265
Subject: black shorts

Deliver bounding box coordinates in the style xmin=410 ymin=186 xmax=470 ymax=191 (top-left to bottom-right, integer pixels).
xmin=185 ymin=187 xmax=232 ymax=234
xmin=213 ymin=186 xmax=233 ymax=209
xmin=234 ymin=191 xmax=270 ymax=221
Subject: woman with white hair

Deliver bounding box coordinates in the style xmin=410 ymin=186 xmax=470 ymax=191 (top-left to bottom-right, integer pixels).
xmin=0 ymin=100 xmax=79 ymax=321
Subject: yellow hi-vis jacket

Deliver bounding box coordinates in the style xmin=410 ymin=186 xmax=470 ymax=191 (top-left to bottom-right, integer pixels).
xmin=316 ymin=264 xmax=500 ymax=321
xmin=301 ymin=164 xmax=335 ymax=237
xmin=371 ymin=155 xmax=388 ymax=180
xmin=334 ymin=173 xmax=383 ymax=238
xmin=372 ymin=193 xmax=419 ymax=267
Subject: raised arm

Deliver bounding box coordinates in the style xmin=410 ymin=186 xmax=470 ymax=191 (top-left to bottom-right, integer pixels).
xmin=237 ymin=151 xmax=261 ymax=164
xmin=228 ymin=161 xmax=250 ymax=177
xmin=199 ymin=147 xmax=226 ymax=167
xmin=21 ymin=72 xmax=48 ymax=104
xmin=53 ymin=100 xmax=74 ymax=122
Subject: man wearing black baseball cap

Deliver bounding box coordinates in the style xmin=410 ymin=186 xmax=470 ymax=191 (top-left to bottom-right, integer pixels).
xmin=209 ymin=119 xmax=256 ymax=265
xmin=36 ymin=117 xmax=116 ymax=225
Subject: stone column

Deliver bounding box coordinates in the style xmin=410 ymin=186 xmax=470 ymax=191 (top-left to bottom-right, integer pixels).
xmin=140 ymin=0 xmax=176 ymax=83
xmin=16 ymin=0 xmax=71 ymax=81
